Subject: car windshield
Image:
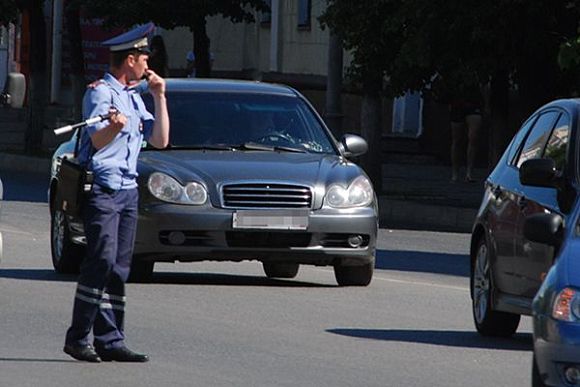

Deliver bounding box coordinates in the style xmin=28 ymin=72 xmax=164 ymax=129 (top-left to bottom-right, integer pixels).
xmin=144 ymin=91 xmax=337 ymax=154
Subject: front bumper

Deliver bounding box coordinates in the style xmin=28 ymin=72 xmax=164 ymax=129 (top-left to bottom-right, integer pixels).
xmin=534 ymin=314 xmax=580 ymax=386
xmin=133 ymin=202 xmax=378 ymax=266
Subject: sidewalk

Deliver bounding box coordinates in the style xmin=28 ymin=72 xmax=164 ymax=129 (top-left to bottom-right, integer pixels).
xmin=0 ymin=148 xmax=487 ymax=234
xmin=379 ymin=160 xmax=486 ymax=233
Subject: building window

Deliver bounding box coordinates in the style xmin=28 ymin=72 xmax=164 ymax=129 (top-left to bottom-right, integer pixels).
xmin=261 ymin=0 xmax=272 ymax=25
xmin=298 ymin=0 xmax=311 ymax=28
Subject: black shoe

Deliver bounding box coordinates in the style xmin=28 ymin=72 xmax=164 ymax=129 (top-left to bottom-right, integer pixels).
xmin=63 ymin=344 xmax=102 ymax=363
xmin=96 ymin=346 xmax=149 ymax=362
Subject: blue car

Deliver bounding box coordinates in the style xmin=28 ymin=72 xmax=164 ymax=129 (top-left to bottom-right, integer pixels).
xmin=468 ymin=98 xmax=580 ymax=386
xmin=0 ymin=177 xmax=3 ymax=262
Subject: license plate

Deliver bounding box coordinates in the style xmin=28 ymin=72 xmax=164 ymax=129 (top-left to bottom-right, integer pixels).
xmin=232 ymin=210 xmax=309 ymax=230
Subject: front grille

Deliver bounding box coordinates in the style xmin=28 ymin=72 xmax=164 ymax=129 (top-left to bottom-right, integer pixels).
xmin=222 ymin=183 xmax=312 ymax=209
xmin=226 ymin=231 xmax=312 ymax=248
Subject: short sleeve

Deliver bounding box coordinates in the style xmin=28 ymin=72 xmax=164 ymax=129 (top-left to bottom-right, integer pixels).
xmin=82 ymin=84 xmax=113 ymax=136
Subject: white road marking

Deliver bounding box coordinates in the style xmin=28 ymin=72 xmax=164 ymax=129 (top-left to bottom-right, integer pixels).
xmin=314 ymin=267 xmax=469 ymax=292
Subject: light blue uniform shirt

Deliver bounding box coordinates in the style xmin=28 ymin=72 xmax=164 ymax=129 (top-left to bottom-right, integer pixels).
xmin=78 ymin=73 xmax=154 ymax=191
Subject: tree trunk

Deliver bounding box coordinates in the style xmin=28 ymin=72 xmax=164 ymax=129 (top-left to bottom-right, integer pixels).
xmin=64 ymin=3 xmax=85 ymax=122
xmin=193 ymin=16 xmax=211 ymax=78
xmin=489 ymin=68 xmax=510 ymax=166
xmin=24 ymin=1 xmax=47 ymax=155
xmin=359 ymin=76 xmax=383 ymax=193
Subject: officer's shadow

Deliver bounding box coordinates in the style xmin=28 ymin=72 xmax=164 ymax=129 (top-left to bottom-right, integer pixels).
xmin=0 ymin=268 xmax=77 ymax=282
xmin=0 ymin=357 xmax=76 ymax=363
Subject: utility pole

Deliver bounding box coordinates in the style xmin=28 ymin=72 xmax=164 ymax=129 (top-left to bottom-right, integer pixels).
xmin=325 ymin=32 xmax=343 ymax=137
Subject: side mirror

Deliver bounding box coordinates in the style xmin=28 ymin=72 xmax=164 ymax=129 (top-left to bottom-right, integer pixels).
xmin=519 ymin=158 xmax=558 ymax=188
xmin=2 ymin=72 xmax=26 ymax=108
xmin=340 ymin=134 xmax=368 ymax=157
xmin=524 ymin=212 xmax=563 ymax=246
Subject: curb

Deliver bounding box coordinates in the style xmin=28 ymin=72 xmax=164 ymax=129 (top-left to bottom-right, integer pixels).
xmin=378 ymin=197 xmax=476 ymax=233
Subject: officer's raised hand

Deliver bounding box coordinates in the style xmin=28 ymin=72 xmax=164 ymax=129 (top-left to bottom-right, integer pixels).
xmin=143 ymin=69 xmax=165 ymax=97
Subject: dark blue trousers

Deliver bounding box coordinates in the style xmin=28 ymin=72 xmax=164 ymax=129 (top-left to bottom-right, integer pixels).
xmin=65 ymin=185 xmax=138 ymax=350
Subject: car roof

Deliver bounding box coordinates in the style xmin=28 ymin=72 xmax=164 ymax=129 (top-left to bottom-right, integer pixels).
xmin=538 ymin=98 xmax=580 ymax=112
xmin=163 ymin=78 xmax=299 ymax=97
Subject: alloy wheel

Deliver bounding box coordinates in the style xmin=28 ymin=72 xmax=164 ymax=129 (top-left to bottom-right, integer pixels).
xmin=52 ymin=210 xmax=65 ymax=263
xmin=473 ymin=242 xmax=490 ymax=324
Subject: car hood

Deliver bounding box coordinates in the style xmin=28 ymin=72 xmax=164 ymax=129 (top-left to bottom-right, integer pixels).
xmin=138 ymin=150 xmax=367 ymax=208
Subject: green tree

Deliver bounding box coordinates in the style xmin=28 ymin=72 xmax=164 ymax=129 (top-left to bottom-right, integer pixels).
xmin=321 ymin=0 xmax=580 ymax=166
xmin=75 ymin=0 xmax=268 ymax=78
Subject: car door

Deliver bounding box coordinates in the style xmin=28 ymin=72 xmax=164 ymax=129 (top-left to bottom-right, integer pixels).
xmin=486 ymin=116 xmax=536 ymax=295
xmin=514 ymin=112 xmax=571 ymax=299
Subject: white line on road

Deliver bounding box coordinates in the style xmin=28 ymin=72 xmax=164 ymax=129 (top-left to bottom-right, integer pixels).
xmin=314 ymin=267 xmax=469 ymax=292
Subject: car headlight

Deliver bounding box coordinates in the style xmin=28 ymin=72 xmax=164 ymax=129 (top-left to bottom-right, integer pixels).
xmin=552 ymin=287 xmax=580 ymax=322
xmin=148 ymin=172 xmax=207 ymax=205
xmin=325 ymin=176 xmax=374 ymax=208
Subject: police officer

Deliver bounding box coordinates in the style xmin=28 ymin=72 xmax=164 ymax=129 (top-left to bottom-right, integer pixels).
xmin=63 ymin=22 xmax=169 ymax=363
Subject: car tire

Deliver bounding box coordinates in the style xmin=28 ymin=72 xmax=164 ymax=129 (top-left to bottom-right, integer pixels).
xmin=263 ymin=263 xmax=299 ymax=279
xmin=129 ymin=259 xmax=154 ymax=283
xmin=334 ymin=256 xmax=374 ymax=287
xmin=532 ymin=355 xmax=547 ymax=387
xmin=471 ymin=237 xmax=520 ymax=337
xmin=50 ymin=209 xmax=83 ymax=274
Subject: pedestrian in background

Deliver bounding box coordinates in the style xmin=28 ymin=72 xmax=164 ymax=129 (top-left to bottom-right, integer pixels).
xmin=449 ymin=83 xmax=483 ymax=182
xmin=185 ymin=50 xmax=214 ymax=78
xmin=63 ymin=22 xmax=169 ymax=363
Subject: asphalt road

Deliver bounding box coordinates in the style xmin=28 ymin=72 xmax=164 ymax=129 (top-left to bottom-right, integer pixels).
xmin=0 ymin=172 xmax=533 ymax=387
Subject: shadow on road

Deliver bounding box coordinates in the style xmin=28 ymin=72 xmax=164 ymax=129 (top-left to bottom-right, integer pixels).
xmin=326 ymin=328 xmax=532 ymax=351
xmin=0 ymin=269 xmax=76 ymax=282
xmin=149 ymin=272 xmax=335 ymax=288
xmin=376 ymin=250 xmax=469 ymax=277
xmin=0 ymin=357 xmax=76 ymax=363
xmin=0 ymin=268 xmax=334 ymax=288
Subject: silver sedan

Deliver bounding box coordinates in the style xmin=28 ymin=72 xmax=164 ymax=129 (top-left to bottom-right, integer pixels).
xmin=49 ymin=79 xmax=378 ymax=286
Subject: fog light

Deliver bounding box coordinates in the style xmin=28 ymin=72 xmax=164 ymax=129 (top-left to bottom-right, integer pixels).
xmin=167 ymin=231 xmax=186 ymax=245
xmin=347 ymin=235 xmax=363 ymax=248
xmin=564 ymin=366 xmax=580 ymax=385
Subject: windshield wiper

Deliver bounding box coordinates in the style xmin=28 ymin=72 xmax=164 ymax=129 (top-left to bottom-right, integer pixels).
xmin=162 ymin=144 xmax=236 ymax=151
xmin=234 ymin=142 xmax=307 ymax=153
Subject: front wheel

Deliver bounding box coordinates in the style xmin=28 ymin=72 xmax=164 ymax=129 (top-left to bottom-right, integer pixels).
xmin=334 ymin=256 xmax=374 ymax=287
xmin=471 ymin=237 xmax=520 ymax=337
xmin=50 ymin=209 xmax=83 ymax=274
xmin=263 ymin=263 xmax=299 ymax=279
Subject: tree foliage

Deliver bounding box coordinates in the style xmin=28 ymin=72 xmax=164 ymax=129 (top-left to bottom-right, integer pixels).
xmin=322 ymin=0 xmax=580 ymax=98
xmin=321 ymin=0 xmax=580 ymax=163
xmin=0 ymin=0 xmax=19 ymax=26
xmin=72 ymin=0 xmax=268 ymax=77
xmin=72 ymin=0 xmax=268 ymax=28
